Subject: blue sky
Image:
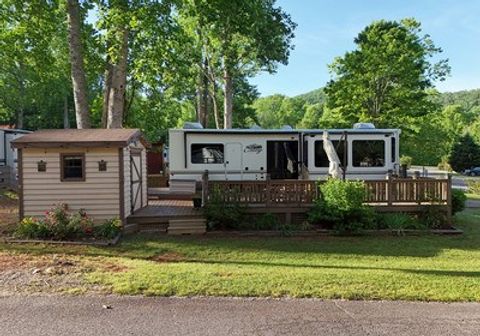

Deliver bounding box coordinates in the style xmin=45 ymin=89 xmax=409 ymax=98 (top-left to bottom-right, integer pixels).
xmin=251 ymin=0 xmax=480 ymax=97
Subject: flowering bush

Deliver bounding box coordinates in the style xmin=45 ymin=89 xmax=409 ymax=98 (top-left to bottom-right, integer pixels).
xmin=14 ymin=203 xmax=120 ymax=240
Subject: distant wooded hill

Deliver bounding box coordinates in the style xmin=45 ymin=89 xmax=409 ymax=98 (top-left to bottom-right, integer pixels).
xmin=252 ymin=88 xmax=480 ymax=166
xmin=291 ymin=87 xmax=480 ymax=110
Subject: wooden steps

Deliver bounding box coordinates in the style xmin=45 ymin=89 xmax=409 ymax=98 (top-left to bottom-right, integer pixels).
xmin=127 ymin=215 xmax=206 ymax=234
xmin=168 ymin=218 xmax=207 ymax=235
xmin=126 ymin=200 xmax=206 ymax=235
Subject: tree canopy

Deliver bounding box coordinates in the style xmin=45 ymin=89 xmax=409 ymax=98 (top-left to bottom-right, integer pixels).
xmin=0 ymin=0 xmax=295 ymax=139
xmin=324 ymin=18 xmax=450 ymax=130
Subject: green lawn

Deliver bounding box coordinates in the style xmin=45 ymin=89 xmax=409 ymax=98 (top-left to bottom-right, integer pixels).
xmin=466 ymin=193 xmax=480 ymax=200
xmin=1 ymin=209 xmax=480 ymax=301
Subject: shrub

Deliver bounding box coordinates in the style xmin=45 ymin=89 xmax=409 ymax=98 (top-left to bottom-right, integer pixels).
xmin=419 ymin=206 xmax=448 ymax=229
xmin=203 ymin=187 xmax=246 ymax=230
xmin=467 ymin=180 xmax=480 ymax=195
xmin=448 ymin=134 xmax=480 ymax=173
xmin=253 ymin=213 xmax=280 ymax=230
xmin=15 ymin=217 xmax=50 ymax=239
xmin=44 ymin=204 xmax=81 ymax=240
xmin=451 ymin=189 xmax=467 ymax=215
xmin=14 ymin=203 xmax=119 ymax=240
xmin=69 ymin=210 xmax=95 ymax=236
xmin=437 ymin=155 xmax=452 ymax=172
xmin=400 ymin=155 xmax=413 ymax=168
xmin=376 ymin=213 xmax=426 ymax=234
xmin=308 ymin=179 xmax=375 ymax=233
xmin=94 ymin=218 xmax=122 ymax=239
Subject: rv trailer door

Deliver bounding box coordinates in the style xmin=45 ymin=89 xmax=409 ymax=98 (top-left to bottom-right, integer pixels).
xmin=224 ymin=143 xmax=243 ymax=180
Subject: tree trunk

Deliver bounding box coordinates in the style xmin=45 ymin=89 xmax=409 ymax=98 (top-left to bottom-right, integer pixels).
xmin=63 ymin=95 xmax=70 ymax=129
xmin=66 ymin=0 xmax=91 ymax=129
xmin=196 ymin=55 xmax=210 ymax=128
xmin=210 ymin=80 xmax=220 ymax=129
xmin=106 ymin=27 xmax=129 ymax=129
xmin=101 ymin=62 xmax=113 ymax=128
xmin=196 ymin=62 xmax=208 ymax=128
xmin=16 ymin=65 xmax=25 ymax=129
xmin=223 ymin=67 xmax=233 ymax=129
xmin=124 ymin=78 xmax=136 ymax=124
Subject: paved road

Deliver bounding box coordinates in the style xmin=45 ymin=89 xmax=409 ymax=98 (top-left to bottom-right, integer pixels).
xmin=1 ymin=296 xmax=479 ymax=336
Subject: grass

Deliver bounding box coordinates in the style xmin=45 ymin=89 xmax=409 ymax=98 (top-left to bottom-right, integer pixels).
xmin=466 ymin=193 xmax=480 ymax=200
xmin=1 ymin=209 xmax=480 ymax=301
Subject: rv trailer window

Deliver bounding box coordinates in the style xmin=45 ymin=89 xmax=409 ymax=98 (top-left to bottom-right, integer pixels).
xmin=191 ymin=144 xmax=224 ymax=164
xmin=314 ymin=140 xmax=347 ymax=167
xmin=352 ymin=140 xmax=385 ymax=167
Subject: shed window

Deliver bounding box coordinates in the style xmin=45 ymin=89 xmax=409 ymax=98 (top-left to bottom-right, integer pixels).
xmin=191 ymin=144 xmax=224 ymax=164
xmin=61 ymin=154 xmax=85 ymax=181
xmin=314 ymin=140 xmax=347 ymax=167
xmin=352 ymin=140 xmax=385 ymax=167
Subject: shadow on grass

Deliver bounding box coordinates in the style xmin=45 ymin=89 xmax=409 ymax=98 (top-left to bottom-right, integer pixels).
xmin=166 ymin=258 xmax=480 ymax=278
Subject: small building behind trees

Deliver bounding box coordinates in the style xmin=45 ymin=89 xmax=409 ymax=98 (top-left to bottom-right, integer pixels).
xmin=11 ymin=129 xmax=148 ymax=224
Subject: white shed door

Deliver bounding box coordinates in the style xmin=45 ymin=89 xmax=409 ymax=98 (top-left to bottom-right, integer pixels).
xmin=130 ymin=151 xmax=143 ymax=212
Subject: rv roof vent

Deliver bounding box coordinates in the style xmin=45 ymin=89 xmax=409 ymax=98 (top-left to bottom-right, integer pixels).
xmin=281 ymin=125 xmax=293 ymax=130
xmin=353 ymin=122 xmax=375 ymax=129
xmin=183 ymin=122 xmax=204 ymax=129
xmin=250 ymin=124 xmax=262 ymax=130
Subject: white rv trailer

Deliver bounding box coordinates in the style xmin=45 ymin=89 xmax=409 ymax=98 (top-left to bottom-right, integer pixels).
xmin=0 ymin=128 xmax=31 ymax=186
xmin=168 ymin=125 xmax=401 ymax=182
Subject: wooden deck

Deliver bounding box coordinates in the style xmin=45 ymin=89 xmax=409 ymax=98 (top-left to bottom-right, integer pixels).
xmin=202 ymin=173 xmax=453 ymax=224
xmin=148 ymin=187 xmax=197 ymax=200
xmin=206 ymin=177 xmax=452 ymax=209
xmin=127 ymin=175 xmax=454 ymax=231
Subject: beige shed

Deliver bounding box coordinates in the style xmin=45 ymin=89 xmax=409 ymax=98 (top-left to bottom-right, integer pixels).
xmin=11 ymin=129 xmax=148 ymax=224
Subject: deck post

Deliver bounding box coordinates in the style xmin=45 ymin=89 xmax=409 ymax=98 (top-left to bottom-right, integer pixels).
xmin=446 ymin=173 xmax=452 ymax=225
xmin=201 ymin=170 xmax=209 ymax=207
xmin=386 ymin=172 xmax=393 ymax=206
xmin=413 ymin=171 xmax=421 ymax=205
xmin=266 ymin=173 xmax=271 ymax=207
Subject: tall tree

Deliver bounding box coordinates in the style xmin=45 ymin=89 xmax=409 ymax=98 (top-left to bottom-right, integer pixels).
xmin=324 ymin=18 xmax=450 ymax=130
xmin=182 ymin=0 xmax=296 ymax=128
xmin=0 ymin=0 xmax=75 ymax=129
xmin=66 ymin=0 xmax=91 ymax=128
xmin=448 ymin=134 xmax=480 ymax=173
xmin=97 ymin=0 xmax=130 ymax=128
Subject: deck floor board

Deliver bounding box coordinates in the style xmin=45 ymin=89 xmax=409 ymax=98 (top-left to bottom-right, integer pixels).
xmin=129 ymin=200 xmax=199 ymax=219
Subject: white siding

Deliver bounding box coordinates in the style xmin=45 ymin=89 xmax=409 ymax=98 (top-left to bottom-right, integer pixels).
xmin=22 ymin=147 xmax=120 ymax=222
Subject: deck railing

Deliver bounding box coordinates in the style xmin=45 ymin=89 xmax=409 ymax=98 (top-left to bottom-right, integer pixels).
xmin=203 ymin=172 xmax=452 ymax=209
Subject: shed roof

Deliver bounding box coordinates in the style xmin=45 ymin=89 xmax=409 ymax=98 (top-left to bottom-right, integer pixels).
xmin=11 ymin=128 xmax=148 ymax=148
